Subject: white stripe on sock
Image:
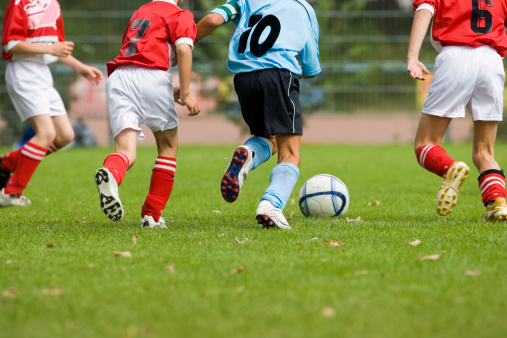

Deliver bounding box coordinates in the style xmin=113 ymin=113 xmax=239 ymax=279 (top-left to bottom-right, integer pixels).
xmin=153 ymin=164 xmax=176 ymax=172
xmin=156 ymin=158 xmax=177 ymax=166
xmin=24 ymin=144 xmax=47 ymax=156
xmin=480 ymin=179 xmax=505 ymax=194
xmin=419 ymin=144 xmax=435 ymax=168
xmin=21 ymin=149 xmax=44 ymax=161
xmin=480 ymin=177 xmax=505 ymax=190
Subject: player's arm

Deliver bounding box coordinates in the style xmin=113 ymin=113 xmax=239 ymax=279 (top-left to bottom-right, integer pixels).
xmin=300 ymin=13 xmax=321 ymax=79
xmin=196 ymin=1 xmax=239 ymax=43
xmin=58 ymin=55 xmax=103 ymax=86
xmin=196 ymin=14 xmax=225 ymax=43
xmin=174 ymin=44 xmax=200 ymax=116
xmin=407 ymin=7 xmax=433 ymax=80
xmin=6 ymin=40 xmax=74 ymax=57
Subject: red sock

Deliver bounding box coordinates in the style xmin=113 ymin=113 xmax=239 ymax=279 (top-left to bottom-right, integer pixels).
xmin=103 ymin=153 xmax=129 ymax=186
xmin=141 ymin=157 xmax=176 ymax=222
xmin=46 ymin=141 xmax=61 ymax=155
xmin=416 ymin=145 xmax=455 ymax=177
xmin=1 ymin=148 xmax=22 ymax=173
xmin=5 ymin=142 xmax=47 ymax=195
xmin=479 ymin=169 xmax=506 ymax=206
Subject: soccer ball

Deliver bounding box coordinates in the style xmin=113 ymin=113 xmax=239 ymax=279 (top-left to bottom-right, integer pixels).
xmin=298 ymin=174 xmax=349 ymax=217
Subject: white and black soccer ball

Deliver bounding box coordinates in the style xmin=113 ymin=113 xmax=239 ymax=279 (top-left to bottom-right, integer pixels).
xmin=298 ymin=174 xmax=349 ymax=217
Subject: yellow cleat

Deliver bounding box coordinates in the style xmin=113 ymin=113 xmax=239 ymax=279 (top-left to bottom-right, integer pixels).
xmin=436 ymin=161 xmax=470 ymax=216
xmin=483 ymin=198 xmax=507 ymax=221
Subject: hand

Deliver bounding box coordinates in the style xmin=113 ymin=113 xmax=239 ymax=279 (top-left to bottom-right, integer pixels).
xmin=78 ymin=65 xmax=103 ymax=86
xmin=181 ymin=94 xmax=200 ymax=116
xmin=407 ymin=57 xmax=429 ymax=80
xmin=49 ymin=41 xmax=74 ymax=58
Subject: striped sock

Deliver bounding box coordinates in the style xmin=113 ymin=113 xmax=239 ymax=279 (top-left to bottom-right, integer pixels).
xmin=103 ymin=153 xmax=129 ymax=186
xmin=5 ymin=142 xmax=47 ymax=195
xmin=479 ymin=169 xmax=506 ymax=206
xmin=1 ymin=148 xmax=22 ymax=173
xmin=141 ymin=157 xmax=176 ymax=222
xmin=46 ymin=141 xmax=61 ymax=155
xmin=416 ymin=144 xmax=455 ymax=177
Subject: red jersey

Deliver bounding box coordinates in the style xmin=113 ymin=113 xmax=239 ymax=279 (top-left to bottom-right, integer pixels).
xmin=2 ymin=0 xmax=65 ymax=61
xmin=413 ymin=0 xmax=507 ymax=57
xmin=107 ymin=0 xmax=196 ymax=75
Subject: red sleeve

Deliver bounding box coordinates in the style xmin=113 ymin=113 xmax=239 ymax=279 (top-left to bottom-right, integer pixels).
xmin=168 ymin=10 xmax=197 ymax=45
xmin=412 ymin=0 xmax=438 ymax=13
xmin=2 ymin=0 xmax=28 ymax=46
xmin=56 ymin=11 xmax=65 ymax=41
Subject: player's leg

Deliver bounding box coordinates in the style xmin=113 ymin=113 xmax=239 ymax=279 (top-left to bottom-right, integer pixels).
xmin=415 ymin=113 xmax=470 ymax=215
xmin=472 ymin=122 xmax=507 ymax=221
xmin=256 ymin=133 xmax=300 ymax=229
xmin=47 ymin=114 xmax=75 ymax=155
xmin=221 ymin=134 xmax=277 ymax=203
xmin=95 ymin=129 xmax=136 ymax=222
xmin=0 ymin=114 xmax=55 ymax=207
xmin=139 ymin=128 xmax=178 ymax=229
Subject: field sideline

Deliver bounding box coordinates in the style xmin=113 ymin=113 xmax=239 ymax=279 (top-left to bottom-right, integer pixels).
xmin=1 ymin=144 xmax=507 ymax=337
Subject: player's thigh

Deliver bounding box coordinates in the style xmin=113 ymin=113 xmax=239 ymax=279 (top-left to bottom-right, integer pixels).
xmin=106 ymin=70 xmax=144 ymax=140
xmin=414 ymin=113 xmax=452 ymax=150
xmin=5 ymin=63 xmax=53 ymax=121
xmin=261 ymin=69 xmax=303 ymax=135
xmin=140 ymin=70 xmax=178 ymax=133
xmin=423 ymin=47 xmax=477 ymax=118
xmin=275 ymin=133 xmax=301 ymax=166
xmin=234 ymin=72 xmax=264 ymax=134
xmin=468 ymin=47 xmax=504 ymax=122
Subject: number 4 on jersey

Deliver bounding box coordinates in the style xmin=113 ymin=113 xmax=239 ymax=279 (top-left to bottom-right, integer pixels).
xmin=471 ymin=0 xmax=493 ymax=34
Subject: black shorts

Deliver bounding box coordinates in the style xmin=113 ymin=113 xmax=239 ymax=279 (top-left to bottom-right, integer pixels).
xmin=234 ymin=68 xmax=302 ymax=136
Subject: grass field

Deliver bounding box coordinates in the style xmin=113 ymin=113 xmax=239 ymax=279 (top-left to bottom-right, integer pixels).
xmin=1 ymin=144 xmax=507 ymax=338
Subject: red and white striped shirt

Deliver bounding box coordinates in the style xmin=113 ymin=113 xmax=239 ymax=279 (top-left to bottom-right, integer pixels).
xmin=2 ymin=0 xmax=65 ymax=64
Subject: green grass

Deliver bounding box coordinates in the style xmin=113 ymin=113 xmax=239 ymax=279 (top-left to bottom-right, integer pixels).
xmin=1 ymin=144 xmax=507 ymax=338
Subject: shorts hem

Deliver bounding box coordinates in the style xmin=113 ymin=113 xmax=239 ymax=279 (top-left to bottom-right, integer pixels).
xmin=422 ymin=109 xmax=464 ymax=119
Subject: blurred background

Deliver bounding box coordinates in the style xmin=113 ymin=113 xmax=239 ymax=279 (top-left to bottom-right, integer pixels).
xmin=0 ymin=0 xmax=501 ymax=147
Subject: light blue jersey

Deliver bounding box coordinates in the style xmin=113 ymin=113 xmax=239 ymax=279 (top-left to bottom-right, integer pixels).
xmin=211 ymin=0 xmax=321 ymax=77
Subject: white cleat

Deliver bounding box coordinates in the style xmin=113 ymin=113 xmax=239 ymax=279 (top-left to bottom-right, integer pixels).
xmin=255 ymin=200 xmax=291 ymax=229
xmin=95 ymin=168 xmax=123 ymax=221
xmin=436 ymin=161 xmax=470 ymax=216
xmin=0 ymin=188 xmax=31 ymax=207
xmin=139 ymin=215 xmax=167 ymax=229
xmin=221 ymin=146 xmax=253 ymax=203
xmin=483 ymin=198 xmax=507 ymax=221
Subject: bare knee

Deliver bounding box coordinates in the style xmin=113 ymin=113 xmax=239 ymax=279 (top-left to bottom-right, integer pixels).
xmin=55 ymin=129 xmax=75 ymax=147
xmin=35 ymin=128 xmax=57 ymax=147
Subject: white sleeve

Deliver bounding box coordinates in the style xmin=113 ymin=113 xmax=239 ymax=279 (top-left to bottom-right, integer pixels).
xmin=4 ymin=39 xmax=21 ymax=53
xmin=416 ymin=4 xmax=435 ymax=16
xmin=175 ymin=37 xmax=194 ymax=49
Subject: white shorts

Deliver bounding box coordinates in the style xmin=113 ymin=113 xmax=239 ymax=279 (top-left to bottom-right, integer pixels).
xmin=106 ymin=66 xmax=178 ymax=140
xmin=5 ymin=61 xmax=67 ymax=122
xmin=423 ymin=46 xmax=505 ymax=121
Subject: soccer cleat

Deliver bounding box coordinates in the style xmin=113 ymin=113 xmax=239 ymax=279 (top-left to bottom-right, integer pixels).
xmin=483 ymin=198 xmax=507 ymax=221
xmin=255 ymin=200 xmax=291 ymax=229
xmin=221 ymin=146 xmax=253 ymax=203
xmin=436 ymin=161 xmax=470 ymax=216
xmin=139 ymin=215 xmax=167 ymax=229
xmin=95 ymin=167 xmax=123 ymax=221
xmin=0 ymin=157 xmax=11 ymax=190
xmin=0 ymin=188 xmax=31 ymax=207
